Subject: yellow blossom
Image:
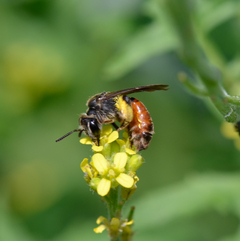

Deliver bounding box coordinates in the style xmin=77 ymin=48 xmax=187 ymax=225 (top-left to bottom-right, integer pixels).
xmin=93 ymin=216 xmax=134 ymax=237
xmin=80 ymin=137 xmax=92 ymax=145
xmin=80 ymin=126 xmax=141 ymax=196
xmin=107 ymin=131 xmax=119 ymax=143
xmin=92 ymin=153 xmax=109 ymax=176
xmin=91 ymin=152 xmax=134 ymax=196
xmin=92 ymin=145 xmax=104 ymax=152
xmin=97 ymin=178 xmax=111 ymax=196
xmin=80 ymin=126 xmax=137 ymax=155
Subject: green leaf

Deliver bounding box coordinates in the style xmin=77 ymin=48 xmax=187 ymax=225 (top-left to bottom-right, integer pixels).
xmin=134 ymin=173 xmax=240 ymax=229
xmin=103 ymin=23 xmax=178 ymax=81
xmin=198 ymin=1 xmax=239 ymax=32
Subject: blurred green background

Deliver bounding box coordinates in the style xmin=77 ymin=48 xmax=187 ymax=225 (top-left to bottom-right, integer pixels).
xmin=1 ymin=0 xmax=240 ymax=240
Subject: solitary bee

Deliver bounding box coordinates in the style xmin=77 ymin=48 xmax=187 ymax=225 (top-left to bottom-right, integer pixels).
xmin=56 ymin=84 xmax=169 ymax=151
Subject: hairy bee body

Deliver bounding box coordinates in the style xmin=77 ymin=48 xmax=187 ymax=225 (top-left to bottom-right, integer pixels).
xmin=56 ymin=84 xmax=169 ymax=151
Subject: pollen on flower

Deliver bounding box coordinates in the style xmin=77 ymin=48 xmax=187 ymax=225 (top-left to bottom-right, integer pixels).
xmin=108 ymin=169 xmax=116 ymax=178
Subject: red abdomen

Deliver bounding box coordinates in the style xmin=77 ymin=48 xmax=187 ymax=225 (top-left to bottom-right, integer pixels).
xmin=128 ymin=98 xmax=154 ymax=151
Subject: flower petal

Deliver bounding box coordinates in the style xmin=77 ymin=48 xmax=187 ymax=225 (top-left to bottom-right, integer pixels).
xmin=116 ymin=139 xmax=125 ymax=147
xmin=110 ymin=217 xmax=120 ymax=231
xmin=94 ymin=224 xmax=106 ymax=233
xmin=124 ymin=219 xmax=134 ymax=226
xmin=97 ymin=178 xmax=111 ymax=196
xmin=134 ymin=175 xmax=139 ymax=182
xmin=92 ymin=145 xmax=103 ymax=152
xmin=92 ymin=153 xmax=109 ymax=175
xmin=96 ymin=216 xmax=108 ymax=225
xmin=125 ymin=148 xmax=136 ymax=155
xmin=116 ymin=173 xmax=134 ymax=188
xmin=113 ymin=152 xmax=128 ymax=171
xmin=80 ymin=158 xmax=89 ymax=172
xmin=107 ymin=131 xmax=119 ymax=143
xmin=101 ymin=125 xmax=113 ymax=136
xmin=80 ymin=137 xmax=93 ymax=145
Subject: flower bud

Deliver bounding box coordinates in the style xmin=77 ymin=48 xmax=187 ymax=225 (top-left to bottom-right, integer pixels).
xmin=101 ymin=143 xmax=111 ymax=159
xmin=121 ymin=185 xmax=137 ymax=201
xmin=83 ymin=172 xmax=91 ymax=183
xmin=110 ymin=141 xmax=120 ymax=156
xmin=125 ymin=154 xmax=143 ymax=172
xmin=89 ymin=178 xmax=101 ymax=191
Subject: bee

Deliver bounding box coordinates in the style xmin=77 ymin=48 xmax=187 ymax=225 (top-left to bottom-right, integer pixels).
xmin=56 ymin=84 xmax=169 ymax=151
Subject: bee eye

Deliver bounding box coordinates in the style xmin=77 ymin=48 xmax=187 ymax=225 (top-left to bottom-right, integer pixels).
xmin=89 ymin=119 xmax=100 ymax=134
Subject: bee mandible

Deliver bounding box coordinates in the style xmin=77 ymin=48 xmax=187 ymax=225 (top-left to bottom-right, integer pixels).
xmin=56 ymin=84 xmax=169 ymax=151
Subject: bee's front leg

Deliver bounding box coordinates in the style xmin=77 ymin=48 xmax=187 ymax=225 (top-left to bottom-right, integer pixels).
xmin=111 ymin=123 xmax=119 ymax=130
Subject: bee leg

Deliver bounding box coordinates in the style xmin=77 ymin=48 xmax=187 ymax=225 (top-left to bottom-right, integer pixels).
xmin=117 ymin=121 xmax=130 ymax=131
xmin=111 ymin=123 xmax=119 ymax=130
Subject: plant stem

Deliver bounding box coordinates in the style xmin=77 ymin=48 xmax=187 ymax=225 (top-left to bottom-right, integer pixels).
xmin=164 ymin=0 xmax=240 ymax=122
xmin=106 ymin=186 xmax=121 ymax=219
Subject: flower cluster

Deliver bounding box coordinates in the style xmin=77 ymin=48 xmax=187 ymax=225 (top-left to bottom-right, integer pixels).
xmin=80 ymin=125 xmax=143 ymax=197
xmin=94 ymin=216 xmax=133 ymax=241
xmin=80 ymin=125 xmax=142 ymax=240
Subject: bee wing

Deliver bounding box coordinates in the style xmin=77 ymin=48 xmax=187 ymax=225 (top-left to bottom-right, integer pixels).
xmin=101 ymin=84 xmax=169 ymax=100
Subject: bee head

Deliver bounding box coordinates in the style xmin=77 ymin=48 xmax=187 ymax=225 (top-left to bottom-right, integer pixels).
xmin=79 ymin=114 xmax=101 ymax=144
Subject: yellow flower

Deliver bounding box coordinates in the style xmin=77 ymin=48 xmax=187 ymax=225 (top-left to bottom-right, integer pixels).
xmin=92 ymin=152 xmax=134 ymax=196
xmin=80 ymin=125 xmax=118 ymax=149
xmin=80 ymin=125 xmax=141 ymax=196
xmin=80 ymin=125 xmax=137 ymax=155
xmin=80 ymin=158 xmax=98 ymax=182
xmin=93 ymin=216 xmax=134 ymax=239
xmin=221 ymin=122 xmax=240 ymax=150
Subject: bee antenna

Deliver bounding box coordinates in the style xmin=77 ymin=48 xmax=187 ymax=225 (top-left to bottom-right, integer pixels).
xmin=55 ymin=129 xmax=83 ymax=142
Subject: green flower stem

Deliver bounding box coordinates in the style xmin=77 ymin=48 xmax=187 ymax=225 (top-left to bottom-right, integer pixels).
xmin=127 ymin=206 xmax=135 ymax=222
xmin=178 ymin=72 xmax=208 ymax=97
xmin=163 ymin=0 xmax=240 ymax=123
xmin=80 ymin=128 xmax=138 ymax=240
xmin=105 ymin=186 xmax=121 ymax=220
